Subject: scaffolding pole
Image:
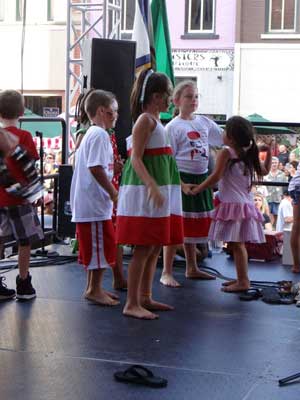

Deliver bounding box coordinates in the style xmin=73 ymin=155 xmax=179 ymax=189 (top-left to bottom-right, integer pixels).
xmin=65 ymin=0 xmax=121 ymax=162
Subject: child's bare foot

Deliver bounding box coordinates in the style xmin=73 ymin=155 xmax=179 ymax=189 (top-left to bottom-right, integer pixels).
xmin=104 ymin=290 xmax=119 ymax=300
xmin=141 ymin=296 xmax=174 ymax=311
xmin=112 ymin=278 xmax=128 ymax=291
xmin=85 ymin=291 xmax=120 ymax=306
xmin=186 ymin=267 xmax=216 ymax=280
xmin=221 ymin=281 xmax=250 ymax=293
xmin=292 ymin=266 xmax=300 ymax=273
xmin=160 ymin=274 xmax=181 ymax=288
xmin=222 ymin=280 xmax=237 ymax=287
xmin=123 ymin=305 xmax=159 ymax=320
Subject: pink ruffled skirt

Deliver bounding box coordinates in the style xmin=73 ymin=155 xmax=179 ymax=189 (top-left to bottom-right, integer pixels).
xmin=209 ymin=202 xmax=265 ymax=243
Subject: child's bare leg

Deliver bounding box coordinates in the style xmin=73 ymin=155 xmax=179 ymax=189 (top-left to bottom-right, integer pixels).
xmin=18 ymin=245 xmax=31 ymax=279
xmin=123 ymin=245 xmax=158 ymax=320
xmin=112 ymin=246 xmax=127 ymax=290
xmin=291 ymin=204 xmax=300 ymax=273
xmin=85 ymin=269 xmax=119 ymax=306
xmin=184 ymin=243 xmax=215 ymax=279
xmin=141 ymin=246 xmax=174 ymax=311
xmin=160 ymin=245 xmax=181 ymax=287
xmin=85 ymin=268 xmax=119 ymax=300
xmin=222 ymin=242 xmax=250 ymax=292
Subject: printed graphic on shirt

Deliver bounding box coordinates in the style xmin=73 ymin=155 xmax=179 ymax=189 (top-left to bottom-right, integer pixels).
xmin=187 ymin=131 xmax=208 ymax=161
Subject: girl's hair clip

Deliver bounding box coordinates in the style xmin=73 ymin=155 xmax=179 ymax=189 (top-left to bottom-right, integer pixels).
xmin=242 ymin=140 xmax=253 ymax=152
xmin=140 ymin=69 xmax=154 ymax=104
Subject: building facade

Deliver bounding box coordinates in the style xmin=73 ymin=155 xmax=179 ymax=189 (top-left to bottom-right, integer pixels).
xmin=122 ymin=0 xmax=237 ymax=119
xmin=234 ymin=0 xmax=300 ymax=122
xmin=0 ymin=0 xmax=67 ymax=115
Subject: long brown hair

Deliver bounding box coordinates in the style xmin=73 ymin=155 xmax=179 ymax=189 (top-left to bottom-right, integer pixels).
xmin=130 ymin=69 xmax=172 ymax=122
xmin=226 ymin=116 xmax=263 ymax=187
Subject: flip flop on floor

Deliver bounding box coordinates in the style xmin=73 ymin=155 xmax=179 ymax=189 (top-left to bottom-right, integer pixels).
xmin=261 ymin=287 xmax=294 ymax=305
xmin=114 ymin=365 xmax=168 ymax=388
xmin=239 ymin=288 xmax=262 ymax=301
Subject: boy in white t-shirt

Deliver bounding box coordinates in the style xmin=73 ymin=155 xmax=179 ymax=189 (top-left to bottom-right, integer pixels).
xmin=276 ymin=191 xmax=293 ymax=232
xmin=70 ymin=90 xmax=119 ymax=306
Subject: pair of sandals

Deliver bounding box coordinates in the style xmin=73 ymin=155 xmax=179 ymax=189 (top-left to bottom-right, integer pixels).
xmin=239 ymin=287 xmax=294 ymax=304
xmin=114 ymin=364 xmax=167 ymax=388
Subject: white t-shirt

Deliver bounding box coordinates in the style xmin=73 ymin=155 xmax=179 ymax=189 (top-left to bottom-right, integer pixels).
xmin=70 ymin=125 xmax=114 ymax=222
xmin=166 ymin=115 xmax=223 ymax=174
xmin=276 ymin=197 xmax=293 ymax=232
xmin=288 ymin=162 xmax=300 ymax=192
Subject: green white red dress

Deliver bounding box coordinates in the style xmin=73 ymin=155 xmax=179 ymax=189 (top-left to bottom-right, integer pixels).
xmin=116 ymin=116 xmax=183 ymax=246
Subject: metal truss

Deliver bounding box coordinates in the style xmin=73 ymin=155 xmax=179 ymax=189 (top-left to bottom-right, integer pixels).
xmin=65 ymin=0 xmax=121 ymax=154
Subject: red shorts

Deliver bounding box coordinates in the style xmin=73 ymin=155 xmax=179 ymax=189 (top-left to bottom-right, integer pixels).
xmin=76 ymin=220 xmax=116 ymax=270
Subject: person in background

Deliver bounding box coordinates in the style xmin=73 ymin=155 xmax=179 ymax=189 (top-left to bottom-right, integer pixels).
xmin=288 ymin=161 xmax=299 ymax=182
xmin=275 ymin=191 xmax=293 ymax=232
xmin=278 ymin=144 xmax=290 ymax=166
xmin=253 ymin=192 xmax=273 ymax=230
xmin=288 ymin=160 xmax=300 ymax=273
xmin=265 ymin=156 xmax=288 ymax=226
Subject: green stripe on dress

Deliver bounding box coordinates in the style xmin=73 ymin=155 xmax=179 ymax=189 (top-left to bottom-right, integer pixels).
xmin=180 ymin=171 xmax=214 ymax=213
xmin=121 ymin=155 xmax=181 ymax=186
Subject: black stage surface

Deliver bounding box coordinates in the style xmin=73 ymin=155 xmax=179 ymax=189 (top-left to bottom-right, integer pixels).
xmin=0 ymin=250 xmax=300 ymax=400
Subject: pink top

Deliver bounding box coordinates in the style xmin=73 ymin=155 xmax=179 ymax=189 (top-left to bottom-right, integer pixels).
xmin=218 ymin=147 xmax=253 ymax=204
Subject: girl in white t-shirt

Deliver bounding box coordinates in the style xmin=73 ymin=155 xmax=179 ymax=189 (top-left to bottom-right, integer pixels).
xmin=161 ymin=80 xmax=223 ymax=287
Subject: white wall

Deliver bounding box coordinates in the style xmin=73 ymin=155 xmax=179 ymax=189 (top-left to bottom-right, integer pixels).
xmin=0 ymin=0 xmax=67 ymax=90
xmin=236 ymin=44 xmax=300 ymax=122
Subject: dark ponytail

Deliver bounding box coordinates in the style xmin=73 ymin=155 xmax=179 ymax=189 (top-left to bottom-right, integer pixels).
xmin=226 ymin=116 xmax=263 ymax=188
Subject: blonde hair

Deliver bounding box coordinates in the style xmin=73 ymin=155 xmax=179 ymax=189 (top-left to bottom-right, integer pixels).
xmin=172 ymin=80 xmax=197 ymax=116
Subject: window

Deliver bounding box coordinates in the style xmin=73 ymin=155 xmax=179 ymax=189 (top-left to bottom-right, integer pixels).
xmin=268 ymin=0 xmax=298 ymax=31
xmin=16 ymin=0 xmax=23 ymax=21
xmin=121 ymin=0 xmax=135 ymax=38
xmin=182 ymin=0 xmax=219 ymax=39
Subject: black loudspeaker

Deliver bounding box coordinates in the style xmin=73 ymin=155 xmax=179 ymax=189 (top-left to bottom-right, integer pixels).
xmin=90 ymin=38 xmax=136 ymax=158
xmin=57 ymin=164 xmax=75 ymax=237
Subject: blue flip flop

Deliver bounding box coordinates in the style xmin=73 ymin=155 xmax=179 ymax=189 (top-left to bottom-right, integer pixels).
xmin=114 ymin=365 xmax=168 ymax=388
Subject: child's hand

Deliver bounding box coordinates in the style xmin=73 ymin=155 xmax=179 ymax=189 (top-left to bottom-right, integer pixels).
xmin=181 ymin=182 xmax=197 ymax=195
xmin=110 ymin=189 xmax=118 ymax=206
xmin=147 ymin=183 xmax=164 ymax=209
xmin=114 ymin=156 xmax=124 ymax=175
xmin=191 ymin=185 xmax=203 ymax=195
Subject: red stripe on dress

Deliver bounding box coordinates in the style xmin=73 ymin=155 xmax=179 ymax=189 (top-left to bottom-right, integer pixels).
xmin=76 ymin=222 xmax=92 ymax=269
xmin=102 ymin=220 xmax=117 ymax=267
xmin=183 ymin=216 xmax=211 ymax=238
xmin=127 ymin=147 xmax=173 ymax=157
xmin=95 ymin=222 xmax=101 ymax=268
xmin=116 ymin=215 xmax=183 ymax=246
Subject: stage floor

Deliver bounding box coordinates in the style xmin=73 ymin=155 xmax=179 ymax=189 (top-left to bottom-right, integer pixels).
xmin=0 ymin=249 xmax=300 ymax=400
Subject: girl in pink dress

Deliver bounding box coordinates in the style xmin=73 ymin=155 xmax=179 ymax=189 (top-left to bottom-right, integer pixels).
xmin=192 ymin=116 xmax=272 ymax=292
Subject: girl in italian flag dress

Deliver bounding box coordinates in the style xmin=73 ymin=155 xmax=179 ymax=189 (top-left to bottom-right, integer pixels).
xmin=116 ymin=70 xmax=183 ymax=320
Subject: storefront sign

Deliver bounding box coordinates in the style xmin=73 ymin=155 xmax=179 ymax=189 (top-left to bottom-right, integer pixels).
xmin=172 ymin=49 xmax=234 ymax=71
xmin=43 ymin=107 xmax=60 ymax=117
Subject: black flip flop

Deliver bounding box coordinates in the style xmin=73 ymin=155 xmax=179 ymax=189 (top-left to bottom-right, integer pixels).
xmin=114 ymin=365 xmax=168 ymax=388
xmin=239 ymin=288 xmax=262 ymax=301
xmin=261 ymin=287 xmax=294 ymax=305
